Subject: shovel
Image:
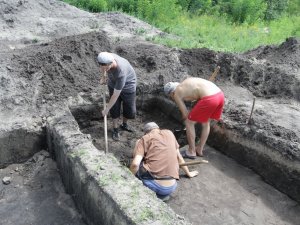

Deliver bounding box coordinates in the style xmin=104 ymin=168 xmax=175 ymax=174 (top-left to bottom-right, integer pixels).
xmin=179 ymin=159 xmax=208 ymax=167
xmin=208 ymin=66 xmax=220 ymax=82
xmin=102 ymin=71 xmax=108 ymax=154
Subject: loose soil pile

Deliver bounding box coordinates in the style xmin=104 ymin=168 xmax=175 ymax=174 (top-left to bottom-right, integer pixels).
xmin=0 ymin=0 xmax=299 ymax=224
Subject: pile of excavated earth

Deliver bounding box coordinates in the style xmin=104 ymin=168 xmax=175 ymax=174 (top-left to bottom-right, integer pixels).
xmin=0 ymin=0 xmax=299 ymax=225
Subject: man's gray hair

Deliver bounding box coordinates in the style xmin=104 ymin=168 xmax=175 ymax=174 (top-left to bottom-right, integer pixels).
xmin=164 ymin=82 xmax=179 ymax=95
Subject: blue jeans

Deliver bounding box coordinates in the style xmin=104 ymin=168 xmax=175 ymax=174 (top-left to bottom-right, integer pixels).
xmin=142 ymin=179 xmax=177 ymax=199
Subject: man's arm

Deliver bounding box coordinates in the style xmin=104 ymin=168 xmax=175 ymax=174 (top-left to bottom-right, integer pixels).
xmin=130 ymin=139 xmax=145 ymax=175
xmin=102 ymin=89 xmax=121 ymax=116
xmin=100 ymin=75 xmax=107 ymax=85
xmin=99 ymin=67 xmax=108 ymax=84
xmin=177 ymin=149 xmax=198 ymax=178
xmin=173 ymin=92 xmax=189 ymax=121
xmin=130 ymin=154 xmax=143 ymax=175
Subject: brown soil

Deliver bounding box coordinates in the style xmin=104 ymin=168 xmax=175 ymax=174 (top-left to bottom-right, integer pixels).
xmin=0 ymin=0 xmax=300 ymax=224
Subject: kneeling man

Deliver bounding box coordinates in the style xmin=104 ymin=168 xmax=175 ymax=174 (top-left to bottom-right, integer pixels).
xmin=130 ymin=122 xmax=198 ymax=201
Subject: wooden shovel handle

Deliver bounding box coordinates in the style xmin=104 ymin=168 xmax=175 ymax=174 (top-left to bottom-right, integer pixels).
xmin=209 ymin=66 xmax=220 ymax=82
xmin=103 ymin=71 xmax=108 ymax=154
xmin=179 ymin=160 xmax=208 ymax=167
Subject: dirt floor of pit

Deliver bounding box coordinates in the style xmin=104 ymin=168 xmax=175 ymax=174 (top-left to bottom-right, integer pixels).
xmin=0 ymin=150 xmax=86 ymax=225
xmin=75 ymin=108 xmax=300 ymax=225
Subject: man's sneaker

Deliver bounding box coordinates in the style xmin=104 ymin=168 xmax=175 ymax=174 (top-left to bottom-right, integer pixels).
xmin=158 ymin=195 xmax=170 ymax=202
xmin=120 ymin=123 xmax=134 ymax=132
xmin=112 ymin=128 xmax=120 ymax=141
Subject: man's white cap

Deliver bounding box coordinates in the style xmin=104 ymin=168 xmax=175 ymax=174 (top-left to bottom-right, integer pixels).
xmin=143 ymin=122 xmax=159 ymax=133
xmin=164 ymin=82 xmax=179 ymax=95
xmin=97 ymin=52 xmax=114 ymax=64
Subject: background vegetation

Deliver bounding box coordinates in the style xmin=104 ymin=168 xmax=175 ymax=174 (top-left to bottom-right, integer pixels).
xmin=63 ymin=0 xmax=300 ymax=52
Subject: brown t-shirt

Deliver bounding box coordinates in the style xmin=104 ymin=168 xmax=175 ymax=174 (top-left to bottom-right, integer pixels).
xmin=134 ymin=129 xmax=179 ymax=179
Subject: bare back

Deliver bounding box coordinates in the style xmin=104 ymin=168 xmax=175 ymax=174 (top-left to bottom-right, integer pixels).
xmin=172 ymin=77 xmax=222 ymax=120
xmin=175 ymin=77 xmax=221 ymax=101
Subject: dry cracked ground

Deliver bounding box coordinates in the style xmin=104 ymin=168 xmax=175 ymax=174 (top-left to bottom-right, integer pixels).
xmin=0 ymin=0 xmax=300 ymax=225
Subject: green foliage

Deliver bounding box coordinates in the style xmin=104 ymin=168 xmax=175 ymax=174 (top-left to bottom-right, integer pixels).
xmin=90 ymin=0 xmax=107 ymax=12
xmin=137 ymin=207 xmax=155 ymax=222
xmin=134 ymin=28 xmax=147 ymax=35
xmin=69 ymin=148 xmax=88 ymax=158
xmin=107 ymin=0 xmax=136 ymax=12
xmin=268 ymin=15 xmax=300 ymax=38
xmin=63 ymin=0 xmax=300 ymax=52
xmin=177 ymin=0 xmax=213 ymax=14
xmin=64 ymin=0 xmax=107 ymax=12
xmin=264 ymin=0 xmax=288 ymax=20
xmin=190 ymin=0 xmax=213 ymax=14
xmin=151 ymin=13 xmax=299 ymax=52
xmin=287 ymin=0 xmax=300 ymax=15
xmin=135 ymin=0 xmax=181 ymax=26
xmin=177 ymin=0 xmax=190 ymax=10
xmin=217 ymin=0 xmax=267 ymax=24
xmin=136 ymin=0 xmax=151 ymax=20
xmin=32 ymin=38 xmax=39 ymax=43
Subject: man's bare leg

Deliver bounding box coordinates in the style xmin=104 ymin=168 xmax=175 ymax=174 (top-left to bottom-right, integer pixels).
xmin=111 ymin=118 xmax=120 ymax=140
xmin=185 ymin=119 xmax=197 ymax=156
xmin=196 ymin=121 xmax=210 ymax=156
xmin=113 ymin=118 xmax=119 ymax=129
xmin=122 ymin=117 xmax=128 ymax=124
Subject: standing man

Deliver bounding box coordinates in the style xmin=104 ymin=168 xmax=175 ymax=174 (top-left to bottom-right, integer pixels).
xmin=98 ymin=52 xmax=137 ymax=141
xmin=164 ymin=77 xmax=224 ymax=158
xmin=130 ymin=122 xmax=198 ymax=201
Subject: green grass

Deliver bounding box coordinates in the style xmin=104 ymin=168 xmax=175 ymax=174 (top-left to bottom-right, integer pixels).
xmin=62 ymin=0 xmax=300 ymax=53
xmin=150 ymin=14 xmax=300 ymax=52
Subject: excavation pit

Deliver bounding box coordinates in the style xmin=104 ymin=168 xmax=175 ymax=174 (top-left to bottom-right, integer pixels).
xmin=0 ymin=127 xmax=86 ymax=225
xmin=70 ymin=96 xmax=187 ymax=167
xmin=68 ymin=95 xmax=300 ymax=225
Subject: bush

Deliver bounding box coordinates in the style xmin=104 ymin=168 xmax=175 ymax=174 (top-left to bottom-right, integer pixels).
xmin=88 ymin=0 xmax=107 ymax=12
xmin=177 ymin=0 xmax=213 ymax=14
xmin=63 ymin=0 xmax=299 ymax=52
xmin=106 ymin=0 xmax=136 ymax=12
xmin=218 ymin=0 xmax=267 ymax=24
xmin=64 ymin=0 xmax=107 ymax=12
xmin=287 ymin=0 xmax=300 ymax=15
xmin=135 ymin=0 xmax=181 ymax=26
xmin=135 ymin=0 xmax=151 ymax=19
xmin=264 ymin=0 xmax=288 ymax=20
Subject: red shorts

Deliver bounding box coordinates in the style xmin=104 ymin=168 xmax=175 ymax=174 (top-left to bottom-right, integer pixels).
xmin=188 ymin=92 xmax=224 ymax=123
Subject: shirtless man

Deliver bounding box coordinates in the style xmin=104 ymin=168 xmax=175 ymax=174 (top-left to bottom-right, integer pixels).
xmin=164 ymin=77 xmax=224 ymax=159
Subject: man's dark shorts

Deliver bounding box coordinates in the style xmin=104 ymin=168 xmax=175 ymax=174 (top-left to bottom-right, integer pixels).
xmin=108 ymin=86 xmax=136 ymax=119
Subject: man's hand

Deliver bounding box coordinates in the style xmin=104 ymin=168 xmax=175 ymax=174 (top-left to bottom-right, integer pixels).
xmin=100 ymin=76 xmax=107 ymax=85
xmin=130 ymin=154 xmax=143 ymax=175
xmin=186 ymin=170 xmax=198 ymax=178
xmin=102 ymin=108 xmax=109 ymax=117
